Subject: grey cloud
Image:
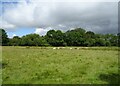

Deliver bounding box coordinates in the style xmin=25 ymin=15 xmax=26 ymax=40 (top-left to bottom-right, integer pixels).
xmin=1 ymin=1 xmax=118 ymax=34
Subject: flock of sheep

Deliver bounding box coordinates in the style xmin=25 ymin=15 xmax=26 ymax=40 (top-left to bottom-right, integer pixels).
xmin=18 ymin=46 xmax=88 ymax=50
xmin=52 ymin=47 xmax=81 ymax=50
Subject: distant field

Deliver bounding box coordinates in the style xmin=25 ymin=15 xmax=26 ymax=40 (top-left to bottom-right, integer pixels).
xmin=2 ymin=46 xmax=119 ymax=84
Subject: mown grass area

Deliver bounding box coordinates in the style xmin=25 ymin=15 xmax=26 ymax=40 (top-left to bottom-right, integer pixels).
xmin=1 ymin=46 xmax=119 ymax=84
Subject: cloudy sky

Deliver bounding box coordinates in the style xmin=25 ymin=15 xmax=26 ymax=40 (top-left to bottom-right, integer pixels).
xmin=0 ymin=0 xmax=119 ymax=38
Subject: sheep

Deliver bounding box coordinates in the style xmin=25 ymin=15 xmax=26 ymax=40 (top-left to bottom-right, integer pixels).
xmin=60 ymin=47 xmax=65 ymax=49
xmin=84 ymin=47 xmax=88 ymax=49
xmin=53 ymin=47 xmax=56 ymax=50
xmin=70 ymin=48 xmax=72 ymax=50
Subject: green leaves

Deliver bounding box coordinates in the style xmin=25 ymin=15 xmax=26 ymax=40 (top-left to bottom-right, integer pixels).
xmin=1 ymin=28 xmax=119 ymax=47
xmin=46 ymin=30 xmax=66 ymax=46
xmin=0 ymin=29 xmax=9 ymax=46
xmin=20 ymin=34 xmax=48 ymax=46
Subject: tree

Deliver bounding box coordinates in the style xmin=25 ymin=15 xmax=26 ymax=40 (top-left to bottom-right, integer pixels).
xmin=0 ymin=28 xmax=118 ymax=47
xmin=104 ymin=34 xmax=118 ymax=46
xmin=21 ymin=34 xmax=48 ymax=46
xmin=34 ymin=36 xmax=48 ymax=46
xmin=84 ymin=31 xmax=96 ymax=46
xmin=117 ymin=33 xmax=120 ymax=47
xmin=84 ymin=39 xmax=95 ymax=46
xmin=95 ymin=38 xmax=106 ymax=46
xmin=85 ymin=31 xmax=95 ymax=38
xmin=64 ymin=28 xmax=86 ymax=46
xmin=0 ymin=29 xmax=9 ymax=46
xmin=9 ymin=36 xmax=21 ymax=46
xmin=45 ymin=30 xmax=66 ymax=46
xmin=109 ymin=35 xmax=118 ymax=46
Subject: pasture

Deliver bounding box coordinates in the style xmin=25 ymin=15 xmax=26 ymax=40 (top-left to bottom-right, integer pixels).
xmin=1 ymin=46 xmax=119 ymax=84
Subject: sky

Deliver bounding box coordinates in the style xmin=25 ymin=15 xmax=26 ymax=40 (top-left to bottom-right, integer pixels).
xmin=0 ymin=0 xmax=119 ymax=38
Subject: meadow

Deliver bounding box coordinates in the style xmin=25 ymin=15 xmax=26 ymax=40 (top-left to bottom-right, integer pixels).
xmin=1 ymin=46 xmax=119 ymax=84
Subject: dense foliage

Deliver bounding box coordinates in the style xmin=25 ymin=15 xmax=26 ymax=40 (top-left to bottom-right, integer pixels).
xmin=0 ymin=28 xmax=119 ymax=46
xmin=0 ymin=29 xmax=9 ymax=46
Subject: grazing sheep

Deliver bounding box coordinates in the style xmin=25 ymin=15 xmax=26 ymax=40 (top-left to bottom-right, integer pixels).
xmin=53 ymin=47 xmax=56 ymax=49
xmin=70 ymin=48 xmax=72 ymax=50
xmin=84 ymin=47 xmax=88 ymax=49
xmin=77 ymin=48 xmax=80 ymax=50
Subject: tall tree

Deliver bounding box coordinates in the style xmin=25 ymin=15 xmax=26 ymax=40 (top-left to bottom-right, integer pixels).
xmin=45 ymin=30 xmax=66 ymax=46
xmin=64 ymin=28 xmax=86 ymax=46
xmin=21 ymin=34 xmax=48 ymax=46
xmin=84 ymin=31 xmax=95 ymax=46
xmin=0 ymin=29 xmax=9 ymax=46
xmin=9 ymin=36 xmax=21 ymax=46
xmin=85 ymin=31 xmax=95 ymax=38
xmin=117 ymin=33 xmax=120 ymax=47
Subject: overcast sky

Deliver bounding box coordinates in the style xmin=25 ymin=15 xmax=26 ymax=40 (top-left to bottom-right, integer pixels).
xmin=0 ymin=0 xmax=119 ymax=38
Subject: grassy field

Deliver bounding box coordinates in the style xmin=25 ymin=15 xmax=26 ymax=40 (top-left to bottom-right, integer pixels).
xmin=1 ymin=46 xmax=119 ymax=84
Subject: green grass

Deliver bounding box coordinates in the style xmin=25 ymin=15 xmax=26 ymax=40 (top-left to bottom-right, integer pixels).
xmin=1 ymin=46 xmax=119 ymax=84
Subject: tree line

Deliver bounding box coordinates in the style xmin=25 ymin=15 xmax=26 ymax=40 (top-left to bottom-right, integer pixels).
xmin=0 ymin=28 xmax=119 ymax=47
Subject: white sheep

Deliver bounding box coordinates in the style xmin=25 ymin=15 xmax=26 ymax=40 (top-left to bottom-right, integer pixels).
xmin=53 ymin=47 xmax=56 ymax=49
